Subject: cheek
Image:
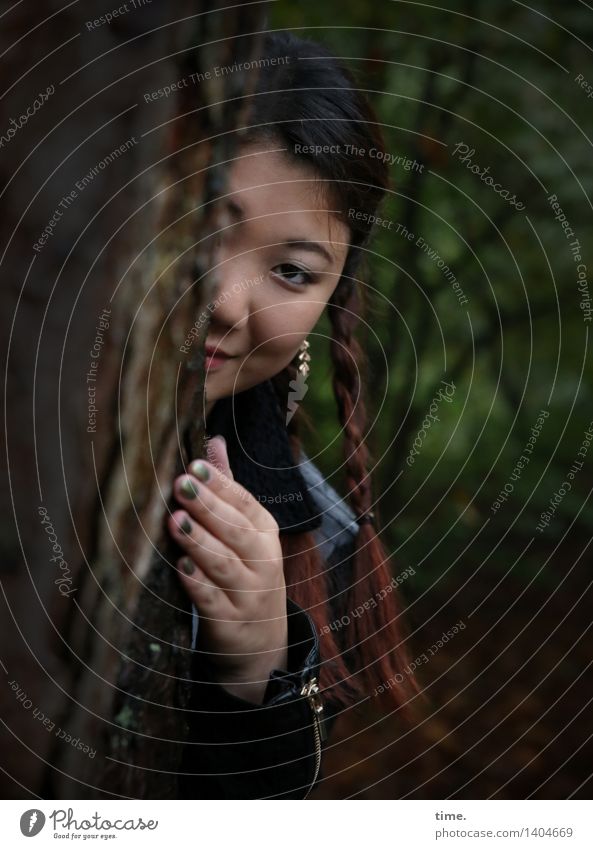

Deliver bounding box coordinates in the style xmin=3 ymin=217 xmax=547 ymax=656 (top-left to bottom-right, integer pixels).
xmin=251 ymin=298 xmax=326 ymax=357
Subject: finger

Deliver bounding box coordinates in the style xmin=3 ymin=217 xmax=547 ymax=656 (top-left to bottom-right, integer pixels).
xmin=174 ymin=474 xmax=260 ymax=561
xmin=168 ymin=510 xmax=251 ymax=595
xmin=205 ymin=434 xmax=233 ymax=480
xmin=175 ymin=555 xmax=235 ymax=621
xmin=186 ymin=456 xmax=278 ymax=533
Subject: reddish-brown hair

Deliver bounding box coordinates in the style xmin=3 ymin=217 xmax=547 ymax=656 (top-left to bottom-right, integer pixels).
xmin=272 ymin=280 xmax=423 ymax=725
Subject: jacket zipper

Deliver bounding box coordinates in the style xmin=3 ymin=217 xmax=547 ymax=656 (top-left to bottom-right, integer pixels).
xmin=301 ymin=676 xmax=327 ymax=798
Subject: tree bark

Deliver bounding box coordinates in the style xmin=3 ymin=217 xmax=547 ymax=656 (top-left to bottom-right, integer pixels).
xmin=1 ymin=0 xmax=263 ymax=799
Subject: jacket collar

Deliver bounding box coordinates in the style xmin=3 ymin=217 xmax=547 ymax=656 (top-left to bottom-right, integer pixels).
xmin=205 ymin=379 xmax=323 ymax=534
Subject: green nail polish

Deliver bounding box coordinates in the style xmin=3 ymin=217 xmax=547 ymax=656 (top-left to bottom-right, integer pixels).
xmin=180 ymin=477 xmax=199 ymax=499
xmin=180 ymin=557 xmax=195 ymax=575
xmin=180 ymin=516 xmax=192 ymax=534
xmin=189 ymin=460 xmax=210 ymax=482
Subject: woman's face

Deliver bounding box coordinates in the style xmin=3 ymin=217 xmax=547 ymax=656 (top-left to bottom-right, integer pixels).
xmin=202 ymin=141 xmax=350 ymax=417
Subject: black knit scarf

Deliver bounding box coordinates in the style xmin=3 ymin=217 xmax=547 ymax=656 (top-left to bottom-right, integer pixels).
xmin=204 ymin=379 xmax=322 ymax=534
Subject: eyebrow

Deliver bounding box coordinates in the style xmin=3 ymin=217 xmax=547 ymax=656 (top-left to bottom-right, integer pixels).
xmin=282 ymin=239 xmax=333 ymax=264
xmin=224 ymin=200 xmax=334 ymax=264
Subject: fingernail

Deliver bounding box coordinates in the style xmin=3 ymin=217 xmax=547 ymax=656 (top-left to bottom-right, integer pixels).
xmin=180 ymin=557 xmax=195 ymax=575
xmin=189 ymin=460 xmax=210 ymax=482
xmin=179 ymin=477 xmax=199 ymax=499
xmin=179 ymin=515 xmax=192 ymax=534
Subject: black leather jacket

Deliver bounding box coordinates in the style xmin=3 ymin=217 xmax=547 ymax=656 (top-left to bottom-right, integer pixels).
xmin=178 ymin=382 xmax=360 ymax=799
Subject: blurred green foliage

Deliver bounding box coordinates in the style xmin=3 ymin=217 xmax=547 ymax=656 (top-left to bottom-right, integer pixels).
xmin=270 ymin=1 xmax=593 ymax=592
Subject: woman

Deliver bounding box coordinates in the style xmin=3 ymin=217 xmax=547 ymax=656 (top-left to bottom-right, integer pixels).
xmin=168 ymin=31 xmax=421 ymax=799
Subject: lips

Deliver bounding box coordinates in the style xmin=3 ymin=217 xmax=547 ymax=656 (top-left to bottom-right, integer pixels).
xmin=204 ymin=343 xmax=231 ymax=359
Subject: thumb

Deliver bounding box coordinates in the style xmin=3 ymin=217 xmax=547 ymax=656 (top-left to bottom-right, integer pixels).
xmin=206 ymin=434 xmax=234 ymax=480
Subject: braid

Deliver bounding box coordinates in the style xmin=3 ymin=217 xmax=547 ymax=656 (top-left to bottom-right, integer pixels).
xmin=327 ymin=278 xmax=423 ymax=721
xmin=271 ymin=304 xmax=424 ymax=721
xmin=327 ymin=280 xmax=375 ymax=521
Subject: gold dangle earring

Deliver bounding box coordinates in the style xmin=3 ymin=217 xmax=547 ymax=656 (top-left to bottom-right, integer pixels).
xmin=297 ymin=338 xmax=311 ymax=379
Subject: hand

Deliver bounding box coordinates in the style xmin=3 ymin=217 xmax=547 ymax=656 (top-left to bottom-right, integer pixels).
xmin=167 ymin=436 xmax=288 ymax=704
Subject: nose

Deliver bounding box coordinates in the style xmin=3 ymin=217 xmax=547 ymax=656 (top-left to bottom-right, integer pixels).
xmin=208 ymin=258 xmax=257 ymax=332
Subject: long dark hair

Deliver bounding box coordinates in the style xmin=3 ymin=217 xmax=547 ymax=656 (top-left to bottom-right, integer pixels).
xmin=238 ymin=32 xmax=422 ymax=721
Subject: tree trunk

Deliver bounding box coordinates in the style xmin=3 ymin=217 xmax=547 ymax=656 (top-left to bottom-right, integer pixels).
xmin=1 ymin=0 xmax=263 ymax=799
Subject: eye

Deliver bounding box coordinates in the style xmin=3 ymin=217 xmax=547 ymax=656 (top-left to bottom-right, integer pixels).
xmin=271 ymin=263 xmax=314 ymax=288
